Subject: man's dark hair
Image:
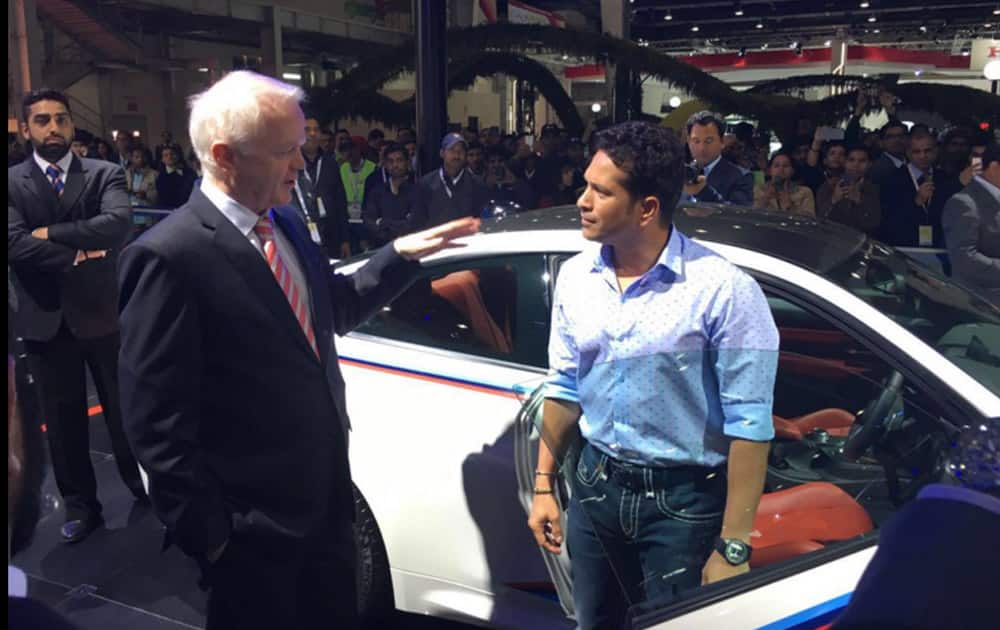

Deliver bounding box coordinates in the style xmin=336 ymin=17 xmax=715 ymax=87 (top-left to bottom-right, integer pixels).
xmin=821 ymin=140 xmax=847 ymax=159
xmin=467 ymin=140 xmax=484 ymax=152
xmin=382 ymin=141 xmax=407 ymax=161
xmin=22 ymin=88 xmax=71 ymax=123
xmin=685 ymin=111 xmax=725 ymax=138
xmin=880 ymin=119 xmax=907 ymax=138
xmin=982 ymin=143 xmax=1000 ymax=170
xmin=846 ymin=145 xmax=873 ymax=160
xmin=591 ymin=121 xmax=685 ymax=227
xmin=909 ymin=129 xmax=936 ymax=146
xmin=336 ymin=128 xmax=350 ymax=135
xmin=368 ymin=128 xmax=384 ymax=141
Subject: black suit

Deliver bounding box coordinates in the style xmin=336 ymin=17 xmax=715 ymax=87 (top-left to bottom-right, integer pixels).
xmin=7 ymin=155 xmax=143 ymax=521
xmin=117 ymin=190 xmax=420 ymax=628
xmin=878 ymin=166 xmax=948 ymax=248
xmin=698 ymin=158 xmax=754 ymax=206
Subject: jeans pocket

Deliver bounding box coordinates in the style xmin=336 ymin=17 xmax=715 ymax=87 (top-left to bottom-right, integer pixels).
xmin=654 ymin=475 xmax=725 ymax=524
xmin=575 ymin=446 xmax=607 ymax=488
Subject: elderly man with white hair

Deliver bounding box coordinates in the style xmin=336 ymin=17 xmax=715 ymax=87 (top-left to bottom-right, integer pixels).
xmin=116 ymin=71 xmax=478 ymax=629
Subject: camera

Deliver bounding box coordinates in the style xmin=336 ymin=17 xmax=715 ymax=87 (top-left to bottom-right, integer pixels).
xmin=685 ymin=161 xmax=703 ymax=184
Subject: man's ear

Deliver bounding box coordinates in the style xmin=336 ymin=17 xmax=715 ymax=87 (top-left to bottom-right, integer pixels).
xmin=211 ymin=143 xmax=235 ymax=174
xmin=638 ymin=195 xmax=661 ymax=227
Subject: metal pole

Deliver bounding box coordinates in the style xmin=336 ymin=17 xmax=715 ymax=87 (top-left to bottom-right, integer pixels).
xmin=415 ymin=0 xmax=447 ymax=175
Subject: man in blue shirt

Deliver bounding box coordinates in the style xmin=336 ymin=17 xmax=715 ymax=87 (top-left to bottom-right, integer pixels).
xmin=528 ymin=121 xmax=779 ymax=630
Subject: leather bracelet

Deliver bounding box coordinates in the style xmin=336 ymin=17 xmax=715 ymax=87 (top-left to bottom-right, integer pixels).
xmin=534 ymin=471 xmax=557 ymax=476
xmin=533 ymin=488 xmax=554 ymax=495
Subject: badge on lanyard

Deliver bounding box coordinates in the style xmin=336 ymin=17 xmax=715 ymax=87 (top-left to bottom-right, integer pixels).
xmin=316 ymin=196 xmax=327 ymax=218
xmin=918 ymin=225 xmax=933 ymax=247
xmin=348 ymin=203 xmax=363 ymax=223
xmin=306 ymin=219 xmax=322 ymax=245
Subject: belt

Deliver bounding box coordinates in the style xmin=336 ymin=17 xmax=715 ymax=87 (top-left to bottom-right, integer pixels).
xmin=596 ymin=448 xmax=724 ymax=493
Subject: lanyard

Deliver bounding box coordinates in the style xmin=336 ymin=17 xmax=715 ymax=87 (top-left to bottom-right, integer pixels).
xmin=302 ymin=156 xmax=323 ymax=188
xmin=439 ymin=168 xmax=465 ymax=199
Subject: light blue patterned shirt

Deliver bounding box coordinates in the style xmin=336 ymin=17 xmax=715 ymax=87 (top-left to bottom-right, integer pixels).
xmin=545 ymin=228 xmax=779 ymax=467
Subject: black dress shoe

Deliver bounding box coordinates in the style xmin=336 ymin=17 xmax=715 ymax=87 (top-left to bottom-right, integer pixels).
xmin=60 ymin=516 xmax=104 ymax=544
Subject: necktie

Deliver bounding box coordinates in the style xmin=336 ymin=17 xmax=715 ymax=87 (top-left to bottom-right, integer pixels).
xmin=253 ymin=213 xmax=319 ymax=357
xmin=46 ymin=165 xmax=64 ymax=197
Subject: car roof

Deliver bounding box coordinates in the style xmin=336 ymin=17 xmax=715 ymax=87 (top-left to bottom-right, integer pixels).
xmin=481 ymin=203 xmax=867 ymax=274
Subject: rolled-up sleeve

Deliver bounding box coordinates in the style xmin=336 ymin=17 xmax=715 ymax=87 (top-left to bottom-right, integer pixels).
xmin=710 ymin=271 xmax=780 ymax=441
xmin=544 ymin=277 xmax=580 ymax=403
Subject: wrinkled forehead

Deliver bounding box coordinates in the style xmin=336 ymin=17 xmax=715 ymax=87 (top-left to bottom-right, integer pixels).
xmin=27 ymin=99 xmax=70 ymax=118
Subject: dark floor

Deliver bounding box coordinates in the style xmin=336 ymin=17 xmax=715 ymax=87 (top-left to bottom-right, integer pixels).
xmin=11 ymin=390 xmax=481 ymax=630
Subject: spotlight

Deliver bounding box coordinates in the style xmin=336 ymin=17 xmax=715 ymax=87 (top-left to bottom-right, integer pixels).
xmin=761 ymin=42 xmax=769 ymax=49
xmin=591 ymin=103 xmax=603 ymax=113
xmin=824 ymin=40 xmax=832 ymax=47
xmin=860 ymin=1 xmax=870 ymax=7
xmin=914 ymin=68 xmax=923 ymax=77
xmin=868 ymin=16 xmax=877 ymax=23
xmin=919 ymin=25 xmax=927 ymax=32
xmin=873 ymin=28 xmax=880 ymax=33
xmin=756 ymin=21 xmax=764 ymax=29
xmin=738 ymin=47 xmax=747 ymax=57
xmin=734 ymin=2 xmax=744 ymax=16
xmin=995 ymin=6 xmax=1000 ymax=15
xmin=692 ymin=25 xmax=700 ymax=32
xmin=664 ymin=11 xmax=673 ymax=21
xmin=669 ymin=96 xmax=682 ymax=108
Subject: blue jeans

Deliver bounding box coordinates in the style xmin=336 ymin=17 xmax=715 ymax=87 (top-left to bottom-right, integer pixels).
xmin=567 ymin=441 xmax=726 ymax=630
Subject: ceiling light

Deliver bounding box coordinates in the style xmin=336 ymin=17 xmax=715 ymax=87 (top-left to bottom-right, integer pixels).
xmin=824 ymin=40 xmax=832 ymax=46
xmin=914 ymin=69 xmax=923 ymax=76
xmin=962 ymin=50 xmax=971 ymax=56
xmin=873 ymin=28 xmax=880 ymax=33
xmin=761 ymin=42 xmax=769 ymax=49
xmin=281 ymin=72 xmax=302 ymax=80
xmin=669 ymin=96 xmax=682 ymax=108
xmin=756 ymin=22 xmax=764 ymax=29
xmin=664 ymin=11 xmax=673 ymax=21
xmin=868 ymin=16 xmax=877 ymax=23
xmin=591 ymin=103 xmax=603 ymax=113
xmin=860 ymin=1 xmax=870 ymax=7
xmin=994 ymin=6 xmax=1000 ymax=15
xmin=919 ymin=25 xmax=927 ymax=32
xmin=789 ymin=41 xmax=799 ymax=49
xmin=734 ymin=2 xmax=744 ymax=16
xmin=691 ymin=25 xmax=700 ymax=32
xmin=197 ymin=67 xmax=209 ymax=73
xmin=738 ymin=47 xmax=747 ymax=57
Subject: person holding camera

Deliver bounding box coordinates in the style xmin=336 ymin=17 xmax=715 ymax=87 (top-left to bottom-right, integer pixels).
xmin=817 ymin=146 xmax=882 ymax=235
xmin=681 ymin=111 xmax=753 ymax=206
xmin=753 ymin=151 xmax=815 ymax=217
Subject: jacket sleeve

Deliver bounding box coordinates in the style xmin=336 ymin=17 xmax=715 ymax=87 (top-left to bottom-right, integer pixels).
xmin=47 ymin=166 xmax=134 ymax=251
xmin=118 ymin=243 xmax=230 ymax=557
xmin=320 ymin=167 xmax=349 ymax=246
xmin=409 ymin=180 xmax=430 ymax=231
xmin=942 ymin=193 xmax=1000 ymax=287
xmin=327 ymin=244 xmax=421 ymax=336
xmin=8 ymin=179 xmax=78 ymax=272
xmin=729 ymin=168 xmax=755 ymax=206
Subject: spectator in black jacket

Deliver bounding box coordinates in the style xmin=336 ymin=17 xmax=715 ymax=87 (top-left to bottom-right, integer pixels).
xmin=879 ymin=130 xmax=948 ymax=247
xmin=483 ymin=146 xmax=538 ymax=210
xmin=410 ymin=133 xmax=489 ymax=229
xmin=681 ymin=111 xmax=753 ymax=205
xmin=155 ymin=145 xmax=195 ymax=208
xmin=363 ymin=142 xmax=416 ymax=246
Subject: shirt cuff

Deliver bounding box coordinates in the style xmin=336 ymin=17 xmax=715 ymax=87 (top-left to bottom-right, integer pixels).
xmin=543 ymin=371 xmax=579 ymax=404
xmin=722 ymin=402 xmax=775 ymax=441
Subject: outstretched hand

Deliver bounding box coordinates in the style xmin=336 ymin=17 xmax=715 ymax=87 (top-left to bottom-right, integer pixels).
xmin=393 ymin=217 xmax=481 ymax=261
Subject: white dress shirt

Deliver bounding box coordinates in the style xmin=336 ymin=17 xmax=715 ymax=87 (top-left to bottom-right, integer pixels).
xmin=32 ymin=150 xmax=73 ymax=188
xmin=200 ymin=179 xmax=314 ymax=325
xmin=8 ymin=565 xmax=27 ymax=597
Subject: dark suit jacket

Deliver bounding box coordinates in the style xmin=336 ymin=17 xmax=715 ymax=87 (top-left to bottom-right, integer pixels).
xmin=117 ymin=190 xmax=420 ymax=558
xmin=290 ymin=155 xmax=350 ymax=256
xmin=869 ymin=152 xmax=904 ymax=187
xmin=7 ymin=155 xmax=132 ymax=341
xmin=941 ymin=178 xmax=1000 ymax=304
xmin=832 ymin=486 xmax=1000 ymax=629
xmin=8 ymin=596 xmax=81 ymax=629
xmin=878 ymin=166 xmax=948 ymax=248
xmin=700 ymin=158 xmax=753 ymax=206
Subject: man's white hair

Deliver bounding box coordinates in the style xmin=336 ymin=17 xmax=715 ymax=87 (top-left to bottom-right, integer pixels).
xmin=188 ymin=71 xmax=304 ymax=178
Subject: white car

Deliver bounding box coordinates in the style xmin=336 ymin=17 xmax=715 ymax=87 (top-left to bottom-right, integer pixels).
xmin=336 ymin=204 xmax=1000 ymax=629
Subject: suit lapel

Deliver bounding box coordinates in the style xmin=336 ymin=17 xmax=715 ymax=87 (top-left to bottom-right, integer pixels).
xmin=23 ymin=160 xmax=62 ymax=220
xmin=190 ymin=192 xmax=319 ymax=362
xmin=57 ymin=155 xmax=87 ymax=218
xmin=273 ymin=206 xmax=332 ymax=364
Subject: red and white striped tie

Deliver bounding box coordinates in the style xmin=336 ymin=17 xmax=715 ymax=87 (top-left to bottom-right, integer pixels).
xmin=253 ymin=213 xmax=319 ymax=357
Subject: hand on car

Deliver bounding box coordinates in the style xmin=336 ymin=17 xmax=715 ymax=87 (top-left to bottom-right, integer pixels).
xmin=702 ymin=550 xmax=749 ymax=585
xmin=393 ymin=217 xmax=480 ymax=261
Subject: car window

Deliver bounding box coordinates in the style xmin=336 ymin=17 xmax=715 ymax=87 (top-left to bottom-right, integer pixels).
xmin=522 ymin=277 xmax=964 ymax=625
xmin=353 ymin=255 xmax=549 ymax=367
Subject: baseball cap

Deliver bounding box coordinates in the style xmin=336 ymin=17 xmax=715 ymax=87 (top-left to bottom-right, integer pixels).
xmin=441 ymin=132 xmax=467 ymax=151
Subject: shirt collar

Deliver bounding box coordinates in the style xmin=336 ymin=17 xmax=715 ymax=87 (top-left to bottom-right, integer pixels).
xmin=165 ymin=166 xmax=183 ymax=175
xmin=33 ymin=150 xmax=73 ymax=177
xmin=974 ymin=175 xmax=1000 ymax=205
xmin=886 ymin=153 xmax=905 ymax=168
xmin=907 ymin=162 xmax=927 ymax=180
xmin=702 ymin=155 xmax=723 ymax=177
xmin=200 ymin=178 xmax=262 ymax=237
xmin=8 ymin=565 xmax=27 ymax=598
xmin=591 ymin=227 xmax=686 ymax=281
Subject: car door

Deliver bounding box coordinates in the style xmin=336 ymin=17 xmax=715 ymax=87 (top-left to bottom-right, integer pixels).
xmin=337 ymin=252 xmax=570 ymax=624
xmin=516 ymin=248 xmax=990 ymax=629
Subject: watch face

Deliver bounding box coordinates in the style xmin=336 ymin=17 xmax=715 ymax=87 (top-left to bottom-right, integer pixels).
xmin=724 ymin=541 xmax=748 ymax=564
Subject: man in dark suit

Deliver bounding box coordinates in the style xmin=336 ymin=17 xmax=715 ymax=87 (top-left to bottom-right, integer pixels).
xmin=682 ymin=111 xmax=753 ymax=206
xmin=117 ymin=71 xmax=478 ymax=630
xmin=291 ymin=116 xmax=350 ymax=259
xmin=879 ymin=130 xmax=949 ymax=248
xmin=869 ymin=119 xmax=908 ymax=186
xmin=941 ymin=143 xmax=1000 ymax=305
xmin=7 ymin=89 xmax=145 ymax=544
